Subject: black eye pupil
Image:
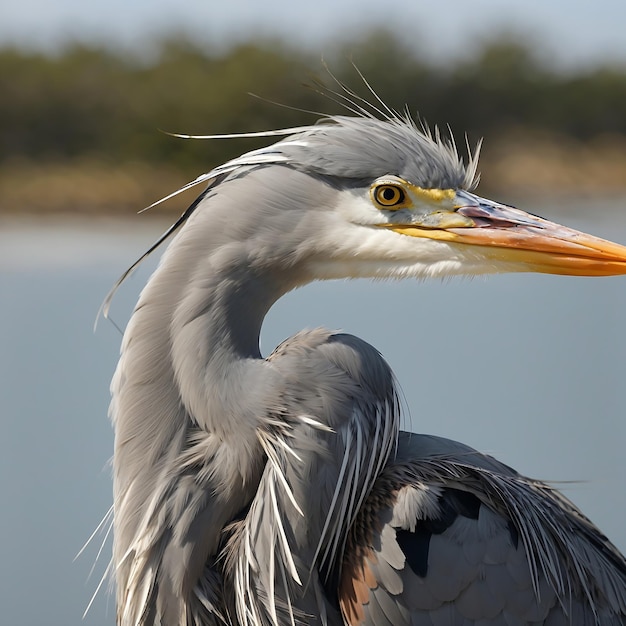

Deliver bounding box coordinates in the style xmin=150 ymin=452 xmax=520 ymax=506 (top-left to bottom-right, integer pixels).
xmin=374 ymin=184 xmax=405 ymax=206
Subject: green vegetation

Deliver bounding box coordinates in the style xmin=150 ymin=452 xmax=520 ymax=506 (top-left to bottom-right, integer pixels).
xmin=2 ymin=32 xmax=626 ymax=214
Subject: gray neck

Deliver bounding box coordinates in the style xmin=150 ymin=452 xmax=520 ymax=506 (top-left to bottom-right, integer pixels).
xmin=165 ymin=239 xmax=298 ymax=436
xmin=112 ymin=168 xmax=330 ymax=622
xmin=112 ymin=223 xmax=302 ymax=617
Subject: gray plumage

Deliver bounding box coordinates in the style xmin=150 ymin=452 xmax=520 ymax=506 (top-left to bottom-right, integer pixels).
xmin=106 ymin=102 xmax=626 ymax=626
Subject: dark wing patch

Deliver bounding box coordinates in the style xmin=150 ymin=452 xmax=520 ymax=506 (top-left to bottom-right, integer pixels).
xmin=395 ymin=529 xmax=429 ymax=578
xmin=396 ymin=488 xmax=483 ymax=579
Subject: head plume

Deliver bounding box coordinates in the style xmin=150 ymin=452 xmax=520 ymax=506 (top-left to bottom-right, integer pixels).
xmin=100 ymin=85 xmax=481 ymax=322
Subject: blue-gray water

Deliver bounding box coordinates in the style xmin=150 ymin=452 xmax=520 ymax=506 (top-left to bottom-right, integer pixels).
xmin=2 ymin=203 xmax=626 ymax=626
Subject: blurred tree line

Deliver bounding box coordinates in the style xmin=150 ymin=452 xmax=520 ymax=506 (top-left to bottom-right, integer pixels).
xmin=1 ymin=31 xmax=626 ymax=212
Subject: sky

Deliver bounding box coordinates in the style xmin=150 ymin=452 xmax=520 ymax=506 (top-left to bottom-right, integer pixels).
xmin=3 ymin=0 xmax=626 ymax=70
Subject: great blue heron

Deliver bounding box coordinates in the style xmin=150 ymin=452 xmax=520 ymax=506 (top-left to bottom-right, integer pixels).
xmin=107 ymin=93 xmax=626 ymax=625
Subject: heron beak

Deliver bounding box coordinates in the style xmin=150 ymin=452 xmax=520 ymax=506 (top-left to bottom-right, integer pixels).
xmin=385 ymin=192 xmax=626 ymax=276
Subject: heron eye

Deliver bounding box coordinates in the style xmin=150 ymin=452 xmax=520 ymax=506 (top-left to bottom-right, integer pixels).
xmin=373 ymin=185 xmax=406 ymax=208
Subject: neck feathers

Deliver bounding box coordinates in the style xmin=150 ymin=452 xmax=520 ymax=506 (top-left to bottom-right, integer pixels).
xmin=221 ymin=330 xmax=401 ymax=626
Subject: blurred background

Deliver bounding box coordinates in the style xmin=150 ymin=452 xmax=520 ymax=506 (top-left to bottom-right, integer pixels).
xmin=2 ymin=1 xmax=626 ymax=625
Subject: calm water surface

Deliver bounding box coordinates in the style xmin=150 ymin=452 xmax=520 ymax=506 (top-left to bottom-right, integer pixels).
xmin=2 ymin=201 xmax=626 ymax=625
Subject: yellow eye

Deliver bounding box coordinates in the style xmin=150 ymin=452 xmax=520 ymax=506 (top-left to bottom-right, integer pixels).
xmin=373 ymin=184 xmax=406 ymax=208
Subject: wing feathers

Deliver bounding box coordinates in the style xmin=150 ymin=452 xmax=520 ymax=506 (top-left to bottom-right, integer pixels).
xmin=340 ymin=433 xmax=626 ymax=625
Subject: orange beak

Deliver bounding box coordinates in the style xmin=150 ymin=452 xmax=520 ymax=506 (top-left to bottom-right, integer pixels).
xmin=385 ymin=192 xmax=626 ymax=276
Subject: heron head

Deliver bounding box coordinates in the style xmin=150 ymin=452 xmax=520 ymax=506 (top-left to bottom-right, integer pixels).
xmin=255 ymin=115 xmax=626 ymax=281
xmin=111 ymin=112 xmax=626 ymax=309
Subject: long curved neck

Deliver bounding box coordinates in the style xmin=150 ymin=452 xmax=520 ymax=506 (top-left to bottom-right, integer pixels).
xmin=121 ymin=208 xmax=309 ymax=472
xmin=168 ymin=253 xmax=283 ymax=434
xmin=112 ymin=216 xmax=300 ymax=622
xmin=113 ymin=167 xmax=335 ymax=623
